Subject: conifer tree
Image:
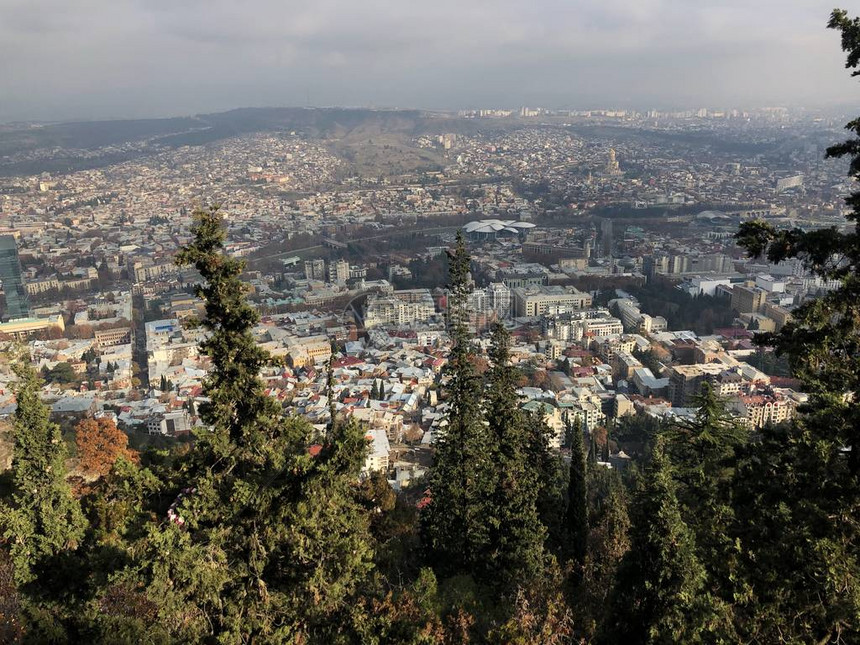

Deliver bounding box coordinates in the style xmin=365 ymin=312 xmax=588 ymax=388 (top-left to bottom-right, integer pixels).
xmin=485 ymin=322 xmax=545 ymax=589
xmin=1 ymin=355 xmax=85 ymax=584
xmin=662 ymin=383 xmax=745 ymax=637
xmin=601 ymin=439 xmax=708 ymax=645
xmin=564 ymin=413 xmax=588 ymax=572
xmin=523 ymin=409 xmax=565 ymax=544
xmin=736 ymin=10 xmax=860 ymax=477
xmin=114 ymin=205 xmax=374 ymax=642
xmin=422 ymin=231 xmax=494 ymax=578
xmin=575 ymin=468 xmax=629 ymax=640
xmin=729 ymin=11 xmax=860 ymax=642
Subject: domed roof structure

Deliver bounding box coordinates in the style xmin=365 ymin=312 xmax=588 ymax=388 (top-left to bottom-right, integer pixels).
xmin=463 ymin=219 xmax=536 ymax=237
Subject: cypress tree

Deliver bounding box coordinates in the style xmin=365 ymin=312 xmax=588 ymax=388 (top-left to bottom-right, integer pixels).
xmin=527 ymin=409 xmax=567 ymax=555
xmin=565 ymin=413 xmax=588 ymax=572
xmin=422 ymin=231 xmax=494 ymax=578
xmin=1 ymin=354 xmax=85 ymax=584
xmin=485 ymin=322 xmax=545 ymax=589
xmin=601 ymin=439 xmax=708 ymax=645
xmin=574 ymin=468 xmax=630 ymax=641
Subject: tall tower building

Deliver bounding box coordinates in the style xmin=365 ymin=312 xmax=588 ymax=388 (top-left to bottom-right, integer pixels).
xmin=599 ymin=219 xmax=614 ymax=259
xmin=0 ymin=236 xmax=30 ymax=321
xmin=304 ymin=258 xmax=326 ymax=281
xmin=328 ymin=259 xmax=350 ymax=285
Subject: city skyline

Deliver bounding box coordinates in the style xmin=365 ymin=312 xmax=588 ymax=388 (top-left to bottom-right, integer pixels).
xmin=1 ymin=0 xmax=858 ymax=123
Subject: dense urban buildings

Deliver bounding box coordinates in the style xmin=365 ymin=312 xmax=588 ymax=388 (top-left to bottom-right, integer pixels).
xmin=0 ymin=97 xmax=853 ymax=643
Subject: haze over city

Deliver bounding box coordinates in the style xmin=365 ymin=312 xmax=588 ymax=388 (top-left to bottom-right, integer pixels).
xmin=1 ymin=0 xmax=858 ymax=122
xmin=3 ymin=3 xmax=860 ymax=643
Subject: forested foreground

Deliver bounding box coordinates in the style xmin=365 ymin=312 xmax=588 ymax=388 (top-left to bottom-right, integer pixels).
xmin=2 ymin=11 xmax=860 ymax=644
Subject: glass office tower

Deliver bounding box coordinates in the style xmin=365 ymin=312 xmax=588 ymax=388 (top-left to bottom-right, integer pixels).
xmin=0 ymin=235 xmax=30 ymax=320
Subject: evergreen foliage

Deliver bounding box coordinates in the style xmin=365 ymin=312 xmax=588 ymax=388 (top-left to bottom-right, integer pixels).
xmin=574 ymin=466 xmax=629 ymax=640
xmin=526 ymin=410 xmax=566 ymax=553
xmin=421 ymin=232 xmax=495 ymax=579
xmin=662 ymin=383 xmax=746 ymax=637
xmin=106 ymin=205 xmax=376 ymax=642
xmin=1 ymin=355 xmax=85 ymax=585
xmin=602 ymin=439 xmax=709 ymax=644
xmin=729 ymin=11 xmax=860 ymax=641
xmin=564 ymin=413 xmax=588 ymax=572
xmin=7 ymin=13 xmax=860 ymax=637
xmin=484 ymin=322 xmax=546 ymax=590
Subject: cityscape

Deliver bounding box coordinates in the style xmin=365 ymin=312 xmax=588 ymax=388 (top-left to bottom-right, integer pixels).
xmin=0 ymin=106 xmax=843 ymax=455
xmin=1 ymin=2 xmax=860 ymax=644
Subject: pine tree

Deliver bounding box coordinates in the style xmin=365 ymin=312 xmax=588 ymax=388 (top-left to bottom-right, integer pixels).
xmin=113 ymin=205 xmax=374 ymax=642
xmin=662 ymin=383 xmax=745 ymax=637
xmin=485 ymin=322 xmax=545 ymax=590
xmin=728 ymin=12 xmax=860 ymax=642
xmin=564 ymin=413 xmax=588 ymax=573
xmin=601 ymin=439 xmax=709 ymax=645
xmin=1 ymin=354 xmax=85 ymax=584
xmin=422 ymin=231 xmax=494 ymax=578
xmin=371 ymin=379 xmax=380 ymax=400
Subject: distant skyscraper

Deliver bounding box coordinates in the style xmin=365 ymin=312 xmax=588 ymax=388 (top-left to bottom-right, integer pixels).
xmin=328 ymin=259 xmax=350 ymax=285
xmin=0 ymin=236 xmax=30 ymax=321
xmin=599 ymin=219 xmax=614 ymax=258
xmin=304 ymin=258 xmax=326 ymax=281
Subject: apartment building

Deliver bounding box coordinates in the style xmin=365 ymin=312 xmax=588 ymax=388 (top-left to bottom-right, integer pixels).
xmin=731 ymin=284 xmax=766 ymax=314
xmin=513 ymin=285 xmax=592 ymax=317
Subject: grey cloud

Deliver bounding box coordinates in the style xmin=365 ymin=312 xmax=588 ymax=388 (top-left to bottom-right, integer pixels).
xmin=0 ymin=0 xmax=857 ymax=122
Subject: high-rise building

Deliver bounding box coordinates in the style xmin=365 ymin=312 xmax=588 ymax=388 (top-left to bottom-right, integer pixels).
xmin=328 ymin=259 xmax=350 ymax=285
xmin=0 ymin=236 xmax=30 ymax=321
xmin=599 ymin=218 xmax=614 ymax=258
xmin=304 ymin=258 xmax=326 ymax=281
xmin=731 ymin=285 xmax=766 ymax=314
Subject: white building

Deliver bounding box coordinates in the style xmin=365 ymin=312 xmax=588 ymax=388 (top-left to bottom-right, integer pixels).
xmin=364 ymin=290 xmax=436 ymax=328
xmin=513 ymin=285 xmax=592 ymax=317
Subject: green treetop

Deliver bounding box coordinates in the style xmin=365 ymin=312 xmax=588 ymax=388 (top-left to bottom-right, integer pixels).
xmin=729 ymin=12 xmax=860 ymax=642
xmin=564 ymin=412 xmax=588 ymax=573
xmin=602 ymin=439 xmax=709 ymax=645
xmin=736 ymin=10 xmax=860 ymax=475
xmin=1 ymin=354 xmax=85 ymax=585
xmin=422 ymin=231 xmax=495 ymax=578
xmin=110 ymin=205 xmax=374 ymax=643
xmin=485 ymin=322 xmax=546 ymax=590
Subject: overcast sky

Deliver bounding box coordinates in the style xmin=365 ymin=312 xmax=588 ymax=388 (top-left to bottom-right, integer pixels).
xmin=1 ymin=0 xmax=858 ymax=122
